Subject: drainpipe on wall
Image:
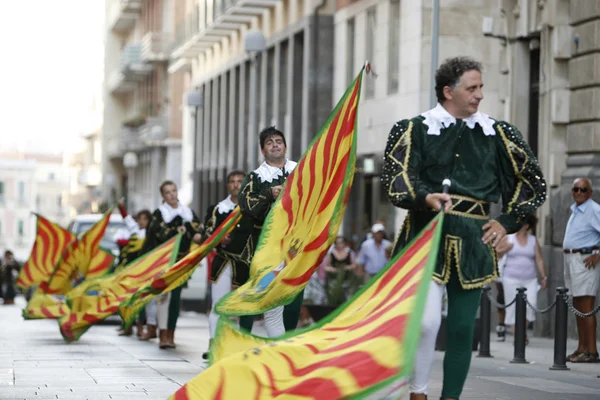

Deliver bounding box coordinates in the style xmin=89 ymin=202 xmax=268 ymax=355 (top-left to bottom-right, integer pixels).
xmin=311 ymin=0 xmax=327 ymax=140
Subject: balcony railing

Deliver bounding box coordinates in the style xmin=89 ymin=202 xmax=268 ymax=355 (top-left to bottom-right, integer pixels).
xmin=109 ymin=0 xmax=142 ymax=34
xmin=141 ymin=32 xmax=170 ymax=62
xmin=171 ymin=0 xmax=279 ymax=61
xmin=109 ymin=44 xmax=153 ymax=95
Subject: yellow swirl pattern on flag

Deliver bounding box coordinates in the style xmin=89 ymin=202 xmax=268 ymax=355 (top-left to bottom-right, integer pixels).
xmin=119 ymin=207 xmax=242 ymax=328
xmin=22 ymin=293 xmax=69 ymax=320
xmin=170 ymin=214 xmax=443 ymax=400
xmin=215 ymin=70 xmax=363 ymax=316
xmin=17 ymin=215 xmax=75 ymax=289
xmin=40 ymin=209 xmax=113 ymax=295
xmin=86 ymin=248 xmax=115 ymax=280
xmin=58 ymin=235 xmax=182 ymax=342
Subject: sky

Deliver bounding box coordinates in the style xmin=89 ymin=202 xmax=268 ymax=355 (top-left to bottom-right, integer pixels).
xmin=0 ymin=1 xmax=105 ymax=155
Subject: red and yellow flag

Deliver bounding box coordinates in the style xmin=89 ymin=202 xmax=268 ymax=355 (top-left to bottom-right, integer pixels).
xmin=119 ymin=207 xmax=242 ymax=328
xmin=58 ymin=235 xmax=182 ymax=342
xmin=170 ymin=214 xmax=443 ymax=400
xmin=22 ymin=293 xmax=69 ymax=320
xmin=39 ymin=209 xmax=113 ymax=295
xmin=86 ymin=248 xmax=115 ymax=280
xmin=215 ymin=69 xmax=363 ymax=316
xmin=17 ymin=215 xmax=75 ymax=289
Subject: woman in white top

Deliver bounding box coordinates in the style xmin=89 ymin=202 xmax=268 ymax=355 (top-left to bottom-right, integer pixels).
xmin=498 ymin=214 xmax=548 ymax=342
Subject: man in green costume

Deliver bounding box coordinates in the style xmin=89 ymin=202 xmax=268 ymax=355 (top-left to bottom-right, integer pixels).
xmin=234 ymin=126 xmax=305 ymax=337
xmin=382 ymin=57 xmax=546 ymax=400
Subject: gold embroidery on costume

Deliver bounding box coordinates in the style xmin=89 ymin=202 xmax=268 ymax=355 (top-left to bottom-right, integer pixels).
xmin=456 ymin=242 xmax=499 ymax=289
xmin=434 ymin=234 xmax=462 ymax=285
xmin=386 ymin=121 xmax=416 ymax=201
xmin=496 ymin=124 xmax=539 ymax=217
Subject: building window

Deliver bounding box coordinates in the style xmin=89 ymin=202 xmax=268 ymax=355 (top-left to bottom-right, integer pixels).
xmin=0 ymin=181 xmax=4 ymax=203
xmin=48 ymin=172 xmax=55 ymax=181
xmin=17 ymin=181 xmax=25 ymax=203
xmin=388 ymin=0 xmax=401 ymax=94
xmin=346 ymin=18 xmax=355 ymax=86
xmin=18 ymin=220 xmax=24 ymax=237
xmin=365 ymin=7 xmax=377 ymax=98
xmin=57 ymin=194 xmax=62 ymax=208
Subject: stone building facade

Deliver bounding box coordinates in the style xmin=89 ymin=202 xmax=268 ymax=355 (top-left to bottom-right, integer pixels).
xmin=487 ymin=0 xmax=600 ymax=340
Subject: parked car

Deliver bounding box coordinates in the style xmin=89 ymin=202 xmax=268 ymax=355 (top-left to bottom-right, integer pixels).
xmin=67 ymin=213 xmax=126 ymax=264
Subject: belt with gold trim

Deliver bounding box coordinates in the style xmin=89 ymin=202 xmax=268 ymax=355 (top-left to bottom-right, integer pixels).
xmin=447 ymin=194 xmax=490 ymax=220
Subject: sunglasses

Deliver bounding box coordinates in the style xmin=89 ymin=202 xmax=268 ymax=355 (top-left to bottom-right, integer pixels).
xmin=572 ymin=187 xmax=589 ymax=193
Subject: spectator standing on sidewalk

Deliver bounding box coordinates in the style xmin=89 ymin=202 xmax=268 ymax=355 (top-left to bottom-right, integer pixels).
xmin=499 ymin=214 xmax=547 ymax=344
xmin=0 ymin=251 xmax=20 ymax=305
xmin=563 ymin=177 xmax=600 ymax=363
xmin=357 ymin=223 xmax=391 ymax=280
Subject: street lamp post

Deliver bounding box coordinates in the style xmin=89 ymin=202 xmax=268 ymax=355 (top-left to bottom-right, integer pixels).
xmin=244 ymin=30 xmax=266 ymax=171
xmin=123 ymin=152 xmax=139 ymax=212
xmin=187 ymin=90 xmax=204 ymax=214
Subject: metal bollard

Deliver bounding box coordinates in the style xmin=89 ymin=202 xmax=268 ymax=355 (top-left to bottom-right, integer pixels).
xmin=510 ymin=287 xmax=528 ymax=364
xmin=478 ymin=286 xmax=493 ymax=358
xmin=550 ymin=287 xmax=570 ymax=370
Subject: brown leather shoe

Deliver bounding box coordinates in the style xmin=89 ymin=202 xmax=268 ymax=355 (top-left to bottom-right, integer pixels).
xmin=166 ymin=329 xmax=176 ymax=349
xmin=159 ymin=330 xmax=170 ymax=349
xmin=409 ymin=394 xmax=427 ymax=400
xmin=118 ymin=326 xmax=133 ymax=336
xmin=136 ymin=321 xmax=144 ymax=338
xmin=140 ymin=325 xmax=157 ymax=341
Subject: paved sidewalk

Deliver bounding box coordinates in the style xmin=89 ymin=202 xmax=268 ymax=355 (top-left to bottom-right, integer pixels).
xmin=0 ymin=296 xmax=599 ymax=399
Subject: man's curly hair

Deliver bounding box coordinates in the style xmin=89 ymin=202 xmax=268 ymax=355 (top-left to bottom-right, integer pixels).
xmin=434 ymin=57 xmax=483 ymax=104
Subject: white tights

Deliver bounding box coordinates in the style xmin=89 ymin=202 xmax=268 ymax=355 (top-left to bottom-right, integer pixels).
xmin=410 ymin=281 xmax=445 ymax=394
xmin=145 ymin=299 xmax=157 ymax=326
xmin=156 ymin=293 xmax=170 ymax=330
xmin=209 ymin=262 xmax=286 ymax=338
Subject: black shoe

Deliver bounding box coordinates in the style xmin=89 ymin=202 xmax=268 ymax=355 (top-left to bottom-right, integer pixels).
xmin=496 ymin=324 xmax=506 ymax=342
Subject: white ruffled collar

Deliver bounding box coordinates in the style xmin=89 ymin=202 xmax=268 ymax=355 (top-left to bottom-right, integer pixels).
xmin=421 ymin=103 xmax=496 ymax=136
xmin=254 ymin=159 xmax=297 ymax=183
xmin=159 ymin=202 xmax=194 ymax=224
xmin=216 ymin=195 xmax=237 ymax=214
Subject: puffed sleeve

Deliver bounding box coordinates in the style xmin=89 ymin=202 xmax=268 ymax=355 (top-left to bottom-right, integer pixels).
xmin=494 ymin=121 xmax=547 ymax=234
xmin=238 ymin=172 xmax=274 ymax=222
xmin=382 ymin=119 xmax=431 ymax=210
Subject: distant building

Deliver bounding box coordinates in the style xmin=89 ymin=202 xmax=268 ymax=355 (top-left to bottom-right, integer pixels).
xmin=0 ymin=157 xmax=37 ymax=261
xmin=102 ymin=0 xmax=184 ymax=212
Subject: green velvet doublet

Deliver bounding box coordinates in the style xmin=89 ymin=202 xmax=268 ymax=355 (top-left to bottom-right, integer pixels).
xmin=382 ymin=112 xmax=546 ymax=289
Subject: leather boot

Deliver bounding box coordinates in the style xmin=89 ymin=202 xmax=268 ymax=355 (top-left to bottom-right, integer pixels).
xmin=136 ymin=321 xmax=144 ymax=338
xmin=159 ymin=329 xmax=169 ymax=349
xmin=409 ymin=394 xmax=427 ymax=400
xmin=166 ymin=329 xmax=176 ymax=349
xmin=140 ymin=325 xmax=157 ymax=341
xmin=118 ymin=326 xmax=133 ymax=336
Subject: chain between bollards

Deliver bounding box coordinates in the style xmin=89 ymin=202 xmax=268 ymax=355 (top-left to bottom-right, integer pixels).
xmin=478 ymin=286 xmax=492 ymax=358
xmin=550 ymin=287 xmax=570 ymax=371
xmin=510 ymin=287 xmax=528 ymax=364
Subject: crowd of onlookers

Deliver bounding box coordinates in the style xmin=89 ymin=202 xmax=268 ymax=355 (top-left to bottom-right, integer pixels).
xmin=304 ymin=221 xmax=394 ymax=308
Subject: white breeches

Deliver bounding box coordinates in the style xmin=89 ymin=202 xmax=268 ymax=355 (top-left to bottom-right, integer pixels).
xmin=264 ymin=306 xmax=285 ymax=338
xmin=156 ymin=293 xmax=171 ymax=330
xmin=209 ymin=263 xmax=233 ymax=338
xmin=145 ymin=299 xmax=157 ymax=326
xmin=410 ymin=281 xmax=446 ymax=394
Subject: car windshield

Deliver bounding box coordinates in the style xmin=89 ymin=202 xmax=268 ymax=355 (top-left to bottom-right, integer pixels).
xmin=74 ymin=221 xmax=126 ymax=250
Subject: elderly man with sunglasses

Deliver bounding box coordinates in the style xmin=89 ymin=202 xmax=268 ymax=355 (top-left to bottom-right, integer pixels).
xmin=563 ymin=177 xmax=600 ymax=363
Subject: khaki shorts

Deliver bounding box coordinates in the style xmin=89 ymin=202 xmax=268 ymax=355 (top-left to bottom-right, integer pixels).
xmin=564 ymin=253 xmax=600 ymax=297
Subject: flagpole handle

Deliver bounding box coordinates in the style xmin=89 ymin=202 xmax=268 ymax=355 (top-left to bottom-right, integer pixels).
xmin=440 ymin=179 xmax=451 ymax=213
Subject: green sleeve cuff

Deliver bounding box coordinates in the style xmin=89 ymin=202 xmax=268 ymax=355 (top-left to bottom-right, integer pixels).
xmin=495 ymin=214 xmax=522 ymax=235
